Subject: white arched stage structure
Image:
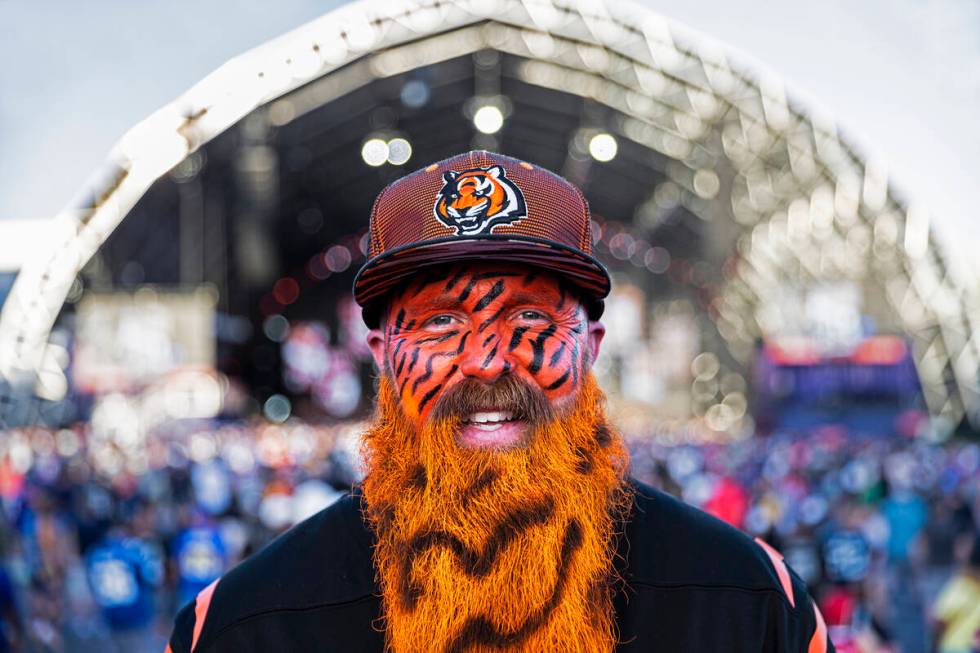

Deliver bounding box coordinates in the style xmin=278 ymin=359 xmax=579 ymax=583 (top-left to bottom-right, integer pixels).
xmin=1 ymin=0 xmax=977 ymax=432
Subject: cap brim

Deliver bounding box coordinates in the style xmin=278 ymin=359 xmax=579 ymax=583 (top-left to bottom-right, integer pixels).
xmin=353 ymin=235 xmax=610 ymax=323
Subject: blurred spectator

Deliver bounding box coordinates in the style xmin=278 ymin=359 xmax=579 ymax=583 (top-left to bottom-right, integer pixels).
xmin=0 ymin=417 xmax=974 ymax=651
xmin=0 ymin=564 xmax=22 ymax=652
xmin=931 ymin=535 xmax=980 ymax=653
xmin=84 ymin=522 xmax=164 ymax=652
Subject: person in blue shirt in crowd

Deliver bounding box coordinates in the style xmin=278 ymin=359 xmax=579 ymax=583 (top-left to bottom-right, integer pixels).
xmin=85 ymin=502 xmax=165 ymax=653
xmin=172 ymin=517 xmax=226 ymax=608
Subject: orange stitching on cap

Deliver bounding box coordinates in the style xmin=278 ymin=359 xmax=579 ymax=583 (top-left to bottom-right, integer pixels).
xmin=519 ymin=161 xmax=534 ymax=170
xmin=425 ymin=164 xmax=438 ymax=172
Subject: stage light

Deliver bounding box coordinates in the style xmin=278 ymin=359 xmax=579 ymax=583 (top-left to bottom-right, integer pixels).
xmin=361 ymin=138 xmax=388 ymax=166
xmin=324 ymin=245 xmax=352 ymax=272
xmin=473 ymin=105 xmax=504 ymax=134
xmin=262 ymin=315 xmax=290 ymax=342
xmin=272 ymin=277 xmax=300 ymax=305
xmin=400 ymin=80 xmax=430 ymax=108
xmin=263 ymin=394 xmax=292 ymax=423
xmin=589 ymin=133 xmax=618 ymax=162
xmin=386 ymin=137 xmax=412 ymax=165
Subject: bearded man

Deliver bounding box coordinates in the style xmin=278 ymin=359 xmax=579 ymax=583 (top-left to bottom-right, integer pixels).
xmin=167 ymin=151 xmax=833 ymax=652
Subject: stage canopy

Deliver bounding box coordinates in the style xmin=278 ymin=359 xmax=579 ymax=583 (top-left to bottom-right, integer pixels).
xmin=1 ymin=0 xmax=976 ymax=434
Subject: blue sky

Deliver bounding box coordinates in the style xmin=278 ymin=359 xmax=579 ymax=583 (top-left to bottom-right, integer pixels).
xmin=1 ymin=0 xmax=977 ymax=275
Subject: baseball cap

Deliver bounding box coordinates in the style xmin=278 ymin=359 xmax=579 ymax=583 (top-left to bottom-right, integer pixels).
xmin=353 ymin=151 xmax=611 ymax=326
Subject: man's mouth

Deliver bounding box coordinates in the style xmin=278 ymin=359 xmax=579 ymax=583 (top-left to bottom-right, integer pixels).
xmin=458 ymin=410 xmax=527 ymax=449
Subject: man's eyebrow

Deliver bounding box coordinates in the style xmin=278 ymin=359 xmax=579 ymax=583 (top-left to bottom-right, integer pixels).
xmin=504 ymin=290 xmax=562 ymax=309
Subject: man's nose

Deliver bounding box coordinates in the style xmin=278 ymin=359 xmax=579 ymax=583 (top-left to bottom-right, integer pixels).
xmin=458 ymin=335 xmax=510 ymax=383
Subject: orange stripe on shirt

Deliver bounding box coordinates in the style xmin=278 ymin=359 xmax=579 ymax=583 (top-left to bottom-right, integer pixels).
xmin=754 ymin=537 xmax=795 ymax=608
xmin=808 ymin=602 xmax=829 ymax=653
xmin=191 ymin=578 xmax=220 ymax=652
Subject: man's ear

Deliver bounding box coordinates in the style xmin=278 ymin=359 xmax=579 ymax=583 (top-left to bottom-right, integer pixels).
xmin=585 ymin=320 xmax=605 ymax=367
xmin=367 ymin=328 xmax=386 ymax=371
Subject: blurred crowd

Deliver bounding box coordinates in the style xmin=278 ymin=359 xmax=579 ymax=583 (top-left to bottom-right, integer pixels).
xmin=631 ymin=428 xmax=980 ymax=653
xmin=0 ymin=421 xmax=363 ymax=652
xmin=0 ymin=421 xmax=976 ymax=653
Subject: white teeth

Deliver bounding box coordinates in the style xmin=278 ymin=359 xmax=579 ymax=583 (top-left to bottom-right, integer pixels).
xmin=474 ymin=423 xmax=503 ymax=431
xmin=466 ymin=411 xmax=514 ymax=424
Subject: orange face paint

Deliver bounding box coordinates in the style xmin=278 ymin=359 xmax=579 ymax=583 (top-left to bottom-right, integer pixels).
xmin=383 ymin=262 xmax=590 ymax=430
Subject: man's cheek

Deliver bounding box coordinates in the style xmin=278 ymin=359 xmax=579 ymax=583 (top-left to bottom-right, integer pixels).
xmin=516 ymin=332 xmax=582 ymax=400
xmin=387 ymin=341 xmax=463 ymax=421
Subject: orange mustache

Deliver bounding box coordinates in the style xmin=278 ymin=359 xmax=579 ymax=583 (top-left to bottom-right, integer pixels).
xmin=361 ymin=373 xmax=631 ymax=653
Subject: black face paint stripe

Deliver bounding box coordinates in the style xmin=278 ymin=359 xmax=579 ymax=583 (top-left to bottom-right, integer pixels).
xmin=407 ymin=347 xmax=420 ymax=373
xmin=482 ymin=333 xmax=497 ymax=347
xmin=502 ymin=361 xmax=511 ymax=374
xmin=472 ymin=279 xmax=505 ymax=312
xmin=412 ymin=352 xmax=454 ymax=394
xmin=392 ymin=337 xmax=406 ymax=361
xmin=457 ymin=275 xmax=479 ymax=303
xmin=528 ymin=324 xmax=557 ymax=374
xmin=459 ymin=272 xmax=521 ymax=303
xmin=522 ymin=269 xmax=540 ymax=286
xmin=545 ymin=368 xmax=571 ymax=391
xmin=548 ymin=341 xmax=567 ymax=368
xmin=440 ymin=363 xmax=459 ymax=383
xmin=507 ymin=326 xmax=530 ymax=352
xmin=456 ymin=331 xmax=470 ymax=354
xmin=392 ymin=308 xmax=406 ymax=335
xmin=444 ymin=266 xmax=468 ymax=292
xmin=477 ymin=306 xmax=506 ymax=333
xmin=481 ymin=344 xmax=498 ymax=369
xmin=416 ymin=330 xmax=459 ymax=345
xmin=396 ymin=350 xmax=408 ymax=377
xmin=417 ymin=383 xmax=442 ymax=413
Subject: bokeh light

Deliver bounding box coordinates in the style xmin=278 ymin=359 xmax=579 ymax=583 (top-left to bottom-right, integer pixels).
xmin=360 ymin=138 xmax=388 ymax=166
xmin=473 ymin=105 xmax=504 ymax=134
xmin=588 ymin=133 xmax=617 ymax=161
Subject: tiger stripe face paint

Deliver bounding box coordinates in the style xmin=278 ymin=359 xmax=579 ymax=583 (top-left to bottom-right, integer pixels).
xmin=379 ymin=262 xmax=596 ymax=448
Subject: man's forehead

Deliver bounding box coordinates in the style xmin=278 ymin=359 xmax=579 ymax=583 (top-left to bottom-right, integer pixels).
xmin=391 ymin=262 xmax=563 ymax=307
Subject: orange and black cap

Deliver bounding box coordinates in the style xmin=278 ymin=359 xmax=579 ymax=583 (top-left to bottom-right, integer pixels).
xmin=353 ymin=151 xmax=610 ymax=326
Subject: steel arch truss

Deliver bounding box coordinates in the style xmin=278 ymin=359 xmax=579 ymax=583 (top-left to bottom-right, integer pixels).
xmin=1 ymin=0 xmax=974 ymax=430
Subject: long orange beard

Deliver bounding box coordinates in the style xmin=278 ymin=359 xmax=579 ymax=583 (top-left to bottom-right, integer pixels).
xmin=361 ymin=374 xmax=631 ymax=653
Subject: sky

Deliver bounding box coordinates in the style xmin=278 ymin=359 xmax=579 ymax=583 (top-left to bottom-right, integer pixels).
xmin=1 ymin=0 xmax=978 ymax=277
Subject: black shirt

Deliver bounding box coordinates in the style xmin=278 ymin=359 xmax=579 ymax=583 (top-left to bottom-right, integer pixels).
xmin=168 ymin=479 xmax=833 ymax=652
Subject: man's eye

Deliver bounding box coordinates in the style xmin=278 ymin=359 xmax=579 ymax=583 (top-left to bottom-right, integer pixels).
xmin=426 ymin=315 xmax=457 ymax=328
xmin=518 ymin=310 xmax=546 ymax=321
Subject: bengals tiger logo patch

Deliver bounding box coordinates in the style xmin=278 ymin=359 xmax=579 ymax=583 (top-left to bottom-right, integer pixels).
xmin=433 ymin=165 xmax=527 ymax=236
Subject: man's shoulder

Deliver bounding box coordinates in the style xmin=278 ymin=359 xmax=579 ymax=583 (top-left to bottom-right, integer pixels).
xmin=618 ymin=481 xmax=833 ymax=651
xmin=169 ymin=491 xmax=379 ymax=652
xmin=624 ymin=479 xmax=797 ymax=598
xmin=216 ymin=490 xmax=377 ymax=608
